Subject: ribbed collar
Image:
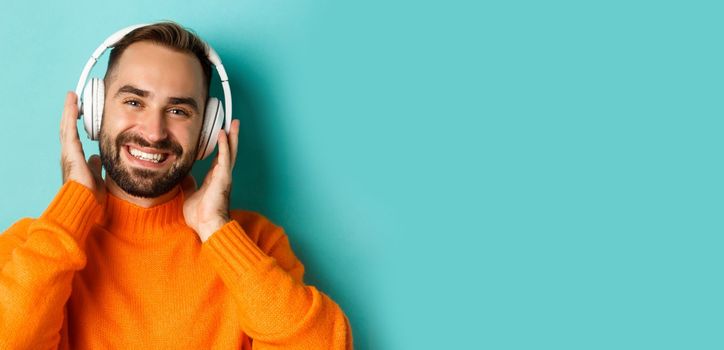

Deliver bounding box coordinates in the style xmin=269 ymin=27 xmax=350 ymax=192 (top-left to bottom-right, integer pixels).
xmin=100 ymin=186 xmax=190 ymax=244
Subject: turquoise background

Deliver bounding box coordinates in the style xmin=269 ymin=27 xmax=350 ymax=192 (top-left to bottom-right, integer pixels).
xmin=1 ymin=1 xmax=722 ymax=349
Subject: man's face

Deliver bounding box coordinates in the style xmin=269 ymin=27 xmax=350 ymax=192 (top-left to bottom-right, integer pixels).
xmin=99 ymin=41 xmax=206 ymax=198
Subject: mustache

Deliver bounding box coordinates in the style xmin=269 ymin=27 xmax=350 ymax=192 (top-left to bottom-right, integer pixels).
xmin=115 ymin=132 xmax=184 ymax=157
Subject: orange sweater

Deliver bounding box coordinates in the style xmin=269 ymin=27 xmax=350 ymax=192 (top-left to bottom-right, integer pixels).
xmin=0 ymin=181 xmax=353 ymax=349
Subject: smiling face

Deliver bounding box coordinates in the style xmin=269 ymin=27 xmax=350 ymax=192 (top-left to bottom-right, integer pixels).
xmin=99 ymin=41 xmax=207 ymax=198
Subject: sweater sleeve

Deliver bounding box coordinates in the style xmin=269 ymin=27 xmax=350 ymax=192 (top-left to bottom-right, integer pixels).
xmin=0 ymin=181 xmax=102 ymax=350
xmin=200 ymin=217 xmax=353 ymax=350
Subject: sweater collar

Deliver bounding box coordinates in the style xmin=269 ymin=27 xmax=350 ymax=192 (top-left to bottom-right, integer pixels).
xmin=101 ymin=185 xmax=190 ymax=242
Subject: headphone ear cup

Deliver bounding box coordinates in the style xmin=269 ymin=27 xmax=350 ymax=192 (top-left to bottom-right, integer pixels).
xmin=196 ymin=97 xmax=225 ymax=160
xmin=81 ymin=77 xmax=105 ymax=140
xmin=93 ymin=78 xmax=105 ymax=141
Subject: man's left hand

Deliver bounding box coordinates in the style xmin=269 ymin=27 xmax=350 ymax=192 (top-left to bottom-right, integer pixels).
xmin=182 ymin=119 xmax=241 ymax=242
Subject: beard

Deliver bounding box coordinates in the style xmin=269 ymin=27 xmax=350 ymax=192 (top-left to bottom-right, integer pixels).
xmin=99 ymin=129 xmax=195 ymax=198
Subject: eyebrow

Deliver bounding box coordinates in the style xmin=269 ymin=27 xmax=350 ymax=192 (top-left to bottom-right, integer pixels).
xmin=114 ymin=84 xmax=200 ymax=113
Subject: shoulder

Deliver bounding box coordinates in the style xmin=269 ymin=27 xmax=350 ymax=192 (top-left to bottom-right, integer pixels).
xmin=229 ymin=209 xmax=305 ymax=281
xmin=2 ymin=217 xmax=36 ymax=239
xmin=0 ymin=218 xmax=37 ymax=260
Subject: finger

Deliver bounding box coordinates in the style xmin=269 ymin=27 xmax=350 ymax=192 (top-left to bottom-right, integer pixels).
xmin=198 ymin=151 xmax=220 ymax=189
xmin=229 ymin=119 xmax=240 ymax=171
xmin=60 ymin=91 xmax=86 ymax=182
xmin=60 ymin=91 xmax=80 ymax=147
xmin=181 ymin=175 xmax=198 ymax=196
xmin=216 ymin=128 xmax=230 ymax=172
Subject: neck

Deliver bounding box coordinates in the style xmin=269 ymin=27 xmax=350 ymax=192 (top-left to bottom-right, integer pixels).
xmin=105 ymin=177 xmax=180 ymax=208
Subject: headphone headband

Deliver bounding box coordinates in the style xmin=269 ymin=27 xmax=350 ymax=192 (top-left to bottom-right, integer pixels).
xmin=74 ymin=23 xmax=232 ymax=131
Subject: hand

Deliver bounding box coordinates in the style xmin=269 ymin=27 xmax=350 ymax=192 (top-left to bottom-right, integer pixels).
xmin=182 ymin=119 xmax=240 ymax=242
xmin=60 ymin=91 xmax=106 ymax=205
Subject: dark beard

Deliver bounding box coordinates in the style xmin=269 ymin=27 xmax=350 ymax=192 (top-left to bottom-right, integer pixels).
xmin=99 ymin=129 xmax=194 ymax=198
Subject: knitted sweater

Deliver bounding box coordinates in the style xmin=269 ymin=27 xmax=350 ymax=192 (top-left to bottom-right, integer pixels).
xmin=0 ymin=181 xmax=353 ymax=349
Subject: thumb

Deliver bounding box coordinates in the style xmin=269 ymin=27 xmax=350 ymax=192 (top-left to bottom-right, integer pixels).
xmin=87 ymin=155 xmax=103 ymax=180
xmin=181 ymin=175 xmax=197 ymax=197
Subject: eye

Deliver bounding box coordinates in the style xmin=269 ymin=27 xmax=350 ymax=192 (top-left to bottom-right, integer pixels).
xmin=169 ymin=108 xmax=190 ymax=117
xmin=124 ymin=99 xmax=142 ymax=108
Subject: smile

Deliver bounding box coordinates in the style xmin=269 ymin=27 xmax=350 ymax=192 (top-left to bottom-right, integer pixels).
xmin=124 ymin=145 xmax=172 ymax=167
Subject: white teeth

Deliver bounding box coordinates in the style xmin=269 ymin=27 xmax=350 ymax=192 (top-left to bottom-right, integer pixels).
xmin=129 ymin=147 xmax=166 ymax=163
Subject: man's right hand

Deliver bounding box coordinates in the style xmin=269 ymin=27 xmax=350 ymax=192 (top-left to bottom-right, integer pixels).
xmin=60 ymin=91 xmax=106 ymax=205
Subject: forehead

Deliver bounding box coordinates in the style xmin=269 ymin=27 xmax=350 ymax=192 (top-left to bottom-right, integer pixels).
xmin=109 ymin=41 xmax=205 ymax=100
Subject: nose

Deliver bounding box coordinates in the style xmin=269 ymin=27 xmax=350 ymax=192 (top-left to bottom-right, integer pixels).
xmin=138 ymin=109 xmax=168 ymax=144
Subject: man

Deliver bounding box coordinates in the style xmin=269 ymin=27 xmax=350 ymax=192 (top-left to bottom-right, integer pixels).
xmin=0 ymin=22 xmax=352 ymax=349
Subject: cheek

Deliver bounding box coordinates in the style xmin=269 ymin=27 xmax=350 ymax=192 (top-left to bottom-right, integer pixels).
xmin=99 ymin=116 xmax=120 ymax=139
xmin=167 ymin=123 xmax=200 ymax=151
xmin=100 ymin=106 xmax=132 ymax=134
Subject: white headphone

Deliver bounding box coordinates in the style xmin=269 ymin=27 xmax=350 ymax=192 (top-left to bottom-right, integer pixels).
xmin=74 ymin=23 xmax=233 ymax=160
